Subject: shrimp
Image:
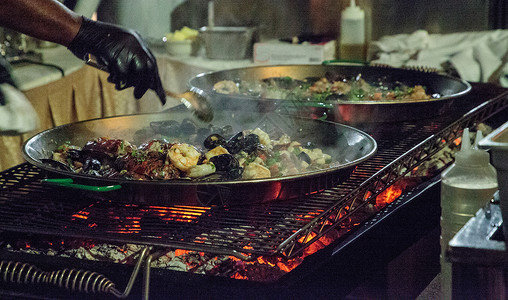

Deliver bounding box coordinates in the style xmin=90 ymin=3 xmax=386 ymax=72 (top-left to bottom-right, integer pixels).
xmin=213 ymin=80 xmax=239 ymax=95
xmin=168 ymin=143 xmax=201 ymax=172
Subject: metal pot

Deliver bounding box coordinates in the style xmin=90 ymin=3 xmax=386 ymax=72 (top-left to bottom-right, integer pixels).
xmin=199 ymin=26 xmax=256 ymax=60
xmin=22 ymin=110 xmax=376 ymax=206
xmin=188 ymin=65 xmax=472 ymax=124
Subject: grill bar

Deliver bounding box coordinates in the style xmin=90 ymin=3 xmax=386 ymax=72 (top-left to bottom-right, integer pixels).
xmin=0 ymin=88 xmax=506 ymax=260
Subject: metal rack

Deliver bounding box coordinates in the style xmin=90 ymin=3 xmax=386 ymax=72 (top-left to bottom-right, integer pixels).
xmin=0 ymin=89 xmax=506 ymax=261
xmin=284 ymin=91 xmax=508 ymax=257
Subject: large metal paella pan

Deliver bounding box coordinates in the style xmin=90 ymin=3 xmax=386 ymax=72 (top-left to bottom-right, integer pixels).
xmin=22 ymin=110 xmax=376 ymax=206
xmin=189 ymin=65 xmax=472 ymax=124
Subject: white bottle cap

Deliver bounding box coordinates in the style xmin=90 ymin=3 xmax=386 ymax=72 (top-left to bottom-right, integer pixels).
xmin=341 ymin=0 xmax=365 ymax=44
xmin=342 ymin=0 xmax=365 ymax=20
xmin=455 ymin=128 xmax=491 ymax=167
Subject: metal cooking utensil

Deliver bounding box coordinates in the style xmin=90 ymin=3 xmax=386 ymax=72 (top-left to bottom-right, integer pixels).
xmin=85 ymin=54 xmax=213 ymax=122
xmin=163 ymin=89 xmax=214 ymax=122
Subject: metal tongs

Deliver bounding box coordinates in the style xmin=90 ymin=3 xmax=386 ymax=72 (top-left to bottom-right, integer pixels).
xmin=85 ymin=54 xmax=213 ymax=122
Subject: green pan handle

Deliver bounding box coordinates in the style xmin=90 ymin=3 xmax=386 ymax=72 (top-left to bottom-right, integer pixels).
xmin=42 ymin=178 xmax=122 ymax=192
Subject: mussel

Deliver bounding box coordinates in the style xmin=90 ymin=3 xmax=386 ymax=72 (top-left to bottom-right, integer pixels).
xmin=298 ymin=151 xmax=311 ymax=164
xmin=66 ymin=149 xmax=82 ymax=160
xmin=225 ymin=132 xmax=245 ymax=154
xmin=204 ymin=133 xmax=227 ymax=150
xmin=242 ymin=133 xmax=264 ymax=154
xmin=209 ymin=154 xmax=239 ymax=172
xmin=224 ymin=167 xmax=243 ymax=180
xmin=83 ymin=158 xmax=101 ymax=174
xmin=114 ymin=155 xmax=129 ymax=170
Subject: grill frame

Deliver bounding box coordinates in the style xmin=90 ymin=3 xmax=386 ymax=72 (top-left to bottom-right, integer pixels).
xmin=0 ymin=84 xmax=505 ymax=299
xmin=0 ymin=85 xmax=506 ymax=261
xmin=0 ymin=172 xmax=443 ymax=299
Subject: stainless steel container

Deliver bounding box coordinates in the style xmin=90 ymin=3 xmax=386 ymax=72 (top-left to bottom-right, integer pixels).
xmin=0 ymin=28 xmax=32 ymax=59
xmin=479 ymin=121 xmax=508 ymax=240
xmin=199 ymin=26 xmax=256 ymax=60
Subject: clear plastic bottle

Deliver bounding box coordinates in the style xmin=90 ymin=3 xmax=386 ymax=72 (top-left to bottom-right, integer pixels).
xmin=339 ymin=0 xmax=366 ymax=61
xmin=440 ymin=128 xmax=498 ymax=300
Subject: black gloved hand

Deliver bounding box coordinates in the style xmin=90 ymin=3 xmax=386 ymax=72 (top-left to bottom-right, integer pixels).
xmin=68 ymin=17 xmax=166 ymax=104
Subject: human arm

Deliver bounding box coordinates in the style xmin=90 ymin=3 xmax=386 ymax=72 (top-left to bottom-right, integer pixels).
xmin=0 ymin=0 xmax=165 ymax=103
xmin=0 ymin=0 xmax=81 ymax=46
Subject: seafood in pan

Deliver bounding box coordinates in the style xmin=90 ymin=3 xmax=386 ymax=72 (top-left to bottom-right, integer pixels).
xmin=51 ymin=119 xmax=332 ymax=181
xmin=213 ymin=71 xmax=439 ymax=102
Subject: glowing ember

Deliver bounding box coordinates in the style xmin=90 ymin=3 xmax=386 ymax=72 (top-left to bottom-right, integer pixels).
xmin=298 ymin=232 xmax=317 ymax=244
xmin=375 ymin=177 xmax=424 ymax=208
xmin=71 ymin=204 xmax=210 ymax=232
xmin=375 ymin=185 xmax=403 ymax=207
xmin=174 ymin=249 xmax=193 ymax=256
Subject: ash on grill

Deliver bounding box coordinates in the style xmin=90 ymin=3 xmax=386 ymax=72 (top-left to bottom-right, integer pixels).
xmin=4 ymin=239 xmax=230 ymax=274
xmin=3 ymin=227 xmax=338 ymax=282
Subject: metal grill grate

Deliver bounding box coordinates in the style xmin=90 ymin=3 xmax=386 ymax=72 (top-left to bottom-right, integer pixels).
xmin=0 ymin=88 xmax=506 ymax=260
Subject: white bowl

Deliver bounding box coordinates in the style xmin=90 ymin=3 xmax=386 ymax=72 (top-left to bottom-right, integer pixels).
xmin=165 ymin=39 xmax=198 ymax=56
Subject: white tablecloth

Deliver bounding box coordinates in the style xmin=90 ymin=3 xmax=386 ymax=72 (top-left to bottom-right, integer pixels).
xmin=0 ymin=48 xmax=260 ymax=171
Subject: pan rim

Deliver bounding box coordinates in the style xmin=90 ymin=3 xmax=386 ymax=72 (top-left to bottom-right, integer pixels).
xmin=189 ymin=64 xmax=472 ymax=105
xmin=22 ymin=112 xmax=378 ymax=187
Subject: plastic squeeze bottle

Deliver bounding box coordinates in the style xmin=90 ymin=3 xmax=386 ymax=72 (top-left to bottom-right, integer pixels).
xmin=440 ymin=128 xmax=498 ymax=300
xmin=339 ymin=0 xmax=366 ymax=61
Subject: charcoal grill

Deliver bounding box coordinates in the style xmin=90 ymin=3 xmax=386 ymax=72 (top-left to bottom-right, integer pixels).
xmin=0 ymin=83 xmax=506 ymax=299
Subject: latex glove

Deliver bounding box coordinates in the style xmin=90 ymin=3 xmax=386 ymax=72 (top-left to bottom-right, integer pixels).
xmin=68 ymin=17 xmax=166 ymax=104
